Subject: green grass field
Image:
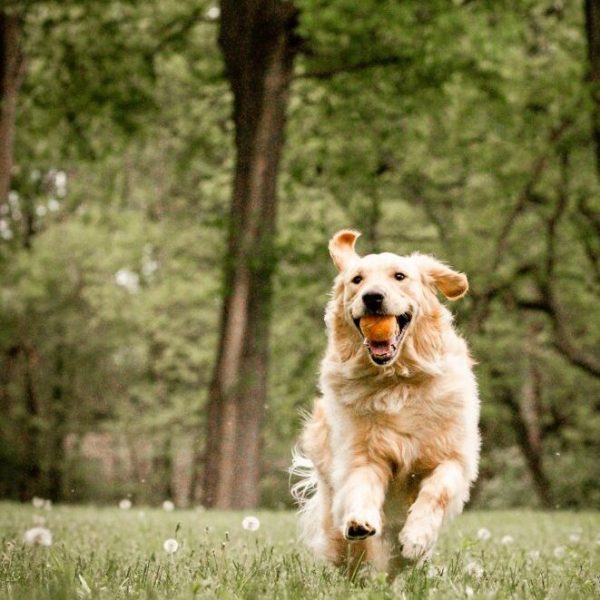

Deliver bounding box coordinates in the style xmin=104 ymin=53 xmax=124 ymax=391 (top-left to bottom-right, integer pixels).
xmin=0 ymin=503 xmax=598 ymax=599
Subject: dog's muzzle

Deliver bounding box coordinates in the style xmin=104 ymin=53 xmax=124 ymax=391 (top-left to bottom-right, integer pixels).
xmin=353 ymin=312 xmax=412 ymax=366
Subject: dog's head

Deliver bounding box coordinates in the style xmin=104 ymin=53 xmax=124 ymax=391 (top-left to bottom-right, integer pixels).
xmin=327 ymin=229 xmax=468 ymax=369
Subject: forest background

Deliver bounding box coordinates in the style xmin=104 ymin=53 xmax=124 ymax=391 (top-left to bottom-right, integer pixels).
xmin=0 ymin=0 xmax=598 ymax=511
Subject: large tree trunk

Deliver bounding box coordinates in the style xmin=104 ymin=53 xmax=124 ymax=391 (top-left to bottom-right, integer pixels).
xmin=585 ymin=0 xmax=600 ymax=178
xmin=203 ymin=0 xmax=298 ymax=509
xmin=0 ymin=11 xmax=24 ymax=205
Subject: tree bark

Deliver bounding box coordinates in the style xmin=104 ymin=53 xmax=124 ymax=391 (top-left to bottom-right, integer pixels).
xmin=0 ymin=11 xmax=24 ymax=205
xmin=20 ymin=344 xmax=42 ymax=500
xmin=202 ymin=0 xmax=299 ymax=509
xmin=585 ymin=0 xmax=600 ymax=178
xmin=46 ymin=343 xmax=66 ymax=501
xmin=495 ymin=368 xmax=554 ymax=509
xmin=518 ymin=328 xmax=554 ymax=508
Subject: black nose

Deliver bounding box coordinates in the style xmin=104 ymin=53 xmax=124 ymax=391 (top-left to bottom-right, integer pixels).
xmin=362 ymin=292 xmax=385 ymax=312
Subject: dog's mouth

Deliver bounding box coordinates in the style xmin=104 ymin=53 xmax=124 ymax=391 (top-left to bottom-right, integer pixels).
xmin=353 ymin=313 xmax=412 ymax=366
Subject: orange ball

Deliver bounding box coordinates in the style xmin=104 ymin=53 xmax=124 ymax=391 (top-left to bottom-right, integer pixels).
xmin=359 ymin=315 xmax=397 ymax=341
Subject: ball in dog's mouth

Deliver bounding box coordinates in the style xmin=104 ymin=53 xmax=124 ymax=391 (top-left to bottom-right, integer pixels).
xmin=355 ymin=313 xmax=412 ymax=365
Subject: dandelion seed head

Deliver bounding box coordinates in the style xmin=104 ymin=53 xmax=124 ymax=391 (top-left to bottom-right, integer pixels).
xmin=553 ymin=546 xmax=566 ymax=558
xmin=23 ymin=527 xmax=52 ymax=546
xmin=501 ymin=535 xmax=514 ymax=545
xmin=242 ymin=516 xmax=260 ymax=531
xmin=163 ymin=538 xmax=179 ymax=554
xmin=426 ymin=565 xmax=438 ymax=579
xmin=528 ymin=550 xmax=540 ymax=560
xmin=465 ymin=560 xmax=484 ymax=578
xmin=465 ymin=585 xmax=474 ymax=597
xmin=568 ymin=533 xmax=580 ymax=543
xmin=43 ymin=500 xmax=52 ymax=510
xmin=119 ymin=498 xmax=132 ymax=510
xmin=162 ymin=500 xmax=175 ymax=512
xmin=477 ymin=527 xmax=491 ymax=541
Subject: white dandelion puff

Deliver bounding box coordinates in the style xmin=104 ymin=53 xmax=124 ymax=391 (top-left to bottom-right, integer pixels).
xmin=465 ymin=585 xmax=474 ymax=598
xmin=553 ymin=546 xmax=566 ymax=558
xmin=118 ymin=498 xmax=132 ymax=510
xmin=32 ymin=497 xmax=45 ymax=509
xmin=528 ymin=550 xmax=540 ymax=560
xmin=242 ymin=516 xmax=260 ymax=531
xmin=465 ymin=560 xmax=484 ymax=578
xmin=35 ymin=204 xmax=47 ymax=217
xmin=568 ymin=533 xmax=580 ymax=543
xmin=43 ymin=500 xmax=52 ymax=510
xmin=501 ymin=535 xmax=514 ymax=545
xmin=163 ymin=538 xmax=179 ymax=554
xmin=48 ymin=198 xmax=60 ymax=212
xmin=426 ymin=565 xmax=438 ymax=579
xmin=162 ymin=500 xmax=175 ymax=512
xmin=477 ymin=527 xmax=491 ymax=541
xmin=23 ymin=527 xmax=52 ymax=546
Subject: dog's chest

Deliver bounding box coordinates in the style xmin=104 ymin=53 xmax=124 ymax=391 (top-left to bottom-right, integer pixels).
xmin=332 ymin=374 xmax=430 ymax=414
xmin=336 ymin=383 xmax=461 ymax=473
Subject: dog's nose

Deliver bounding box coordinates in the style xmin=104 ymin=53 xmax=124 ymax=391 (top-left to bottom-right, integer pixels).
xmin=362 ymin=292 xmax=385 ymax=312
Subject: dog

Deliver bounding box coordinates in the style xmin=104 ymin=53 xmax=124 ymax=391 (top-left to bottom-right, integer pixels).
xmin=291 ymin=229 xmax=480 ymax=573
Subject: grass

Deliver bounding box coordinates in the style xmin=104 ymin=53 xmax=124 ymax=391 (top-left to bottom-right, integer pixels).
xmin=0 ymin=502 xmax=598 ymax=599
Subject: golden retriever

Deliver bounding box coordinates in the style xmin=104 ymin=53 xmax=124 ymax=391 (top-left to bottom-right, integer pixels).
xmin=291 ymin=229 xmax=480 ymax=573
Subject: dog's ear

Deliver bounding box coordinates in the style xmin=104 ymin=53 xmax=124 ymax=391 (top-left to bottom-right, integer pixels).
xmin=414 ymin=254 xmax=468 ymax=300
xmin=329 ymin=229 xmax=361 ymax=272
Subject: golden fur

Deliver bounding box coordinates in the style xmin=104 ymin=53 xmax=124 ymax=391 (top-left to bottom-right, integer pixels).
xmin=291 ymin=230 xmax=480 ymax=573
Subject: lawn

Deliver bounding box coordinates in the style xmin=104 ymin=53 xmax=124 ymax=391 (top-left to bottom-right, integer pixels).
xmin=0 ymin=502 xmax=598 ymax=599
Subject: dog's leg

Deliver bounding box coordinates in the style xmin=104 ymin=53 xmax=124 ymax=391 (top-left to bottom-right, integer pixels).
xmin=398 ymin=460 xmax=469 ymax=562
xmin=332 ymin=462 xmax=390 ymax=543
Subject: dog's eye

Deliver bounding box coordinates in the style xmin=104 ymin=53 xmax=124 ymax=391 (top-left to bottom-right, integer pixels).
xmin=351 ymin=275 xmax=363 ymax=285
xmin=394 ymin=272 xmax=406 ymax=281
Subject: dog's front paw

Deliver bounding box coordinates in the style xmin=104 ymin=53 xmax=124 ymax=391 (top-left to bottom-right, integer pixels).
xmin=398 ymin=509 xmax=442 ymax=562
xmin=342 ymin=511 xmax=381 ymax=542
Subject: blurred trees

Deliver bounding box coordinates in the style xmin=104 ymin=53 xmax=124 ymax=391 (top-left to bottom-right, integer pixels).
xmin=0 ymin=0 xmax=598 ymax=508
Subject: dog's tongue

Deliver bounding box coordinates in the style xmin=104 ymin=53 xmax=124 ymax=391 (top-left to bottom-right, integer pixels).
xmin=368 ymin=340 xmax=393 ymax=356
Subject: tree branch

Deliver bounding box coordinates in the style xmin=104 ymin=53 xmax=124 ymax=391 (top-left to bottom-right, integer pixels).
xmin=294 ymin=55 xmax=409 ymax=80
xmin=469 ymin=119 xmax=573 ymax=331
xmin=516 ymin=151 xmax=600 ymax=378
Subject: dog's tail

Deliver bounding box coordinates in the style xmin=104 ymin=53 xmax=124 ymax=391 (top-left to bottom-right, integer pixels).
xmin=289 ymin=446 xmax=318 ymax=507
xmin=289 ymin=447 xmax=327 ymax=553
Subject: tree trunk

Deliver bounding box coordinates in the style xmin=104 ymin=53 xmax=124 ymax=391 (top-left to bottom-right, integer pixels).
xmin=0 ymin=11 xmax=24 ymax=205
xmin=46 ymin=344 xmax=66 ymax=501
xmin=203 ymin=0 xmax=299 ymax=509
xmin=494 ymin=358 xmax=554 ymax=509
xmin=585 ymin=0 xmax=600 ymax=178
xmin=20 ymin=344 xmax=42 ymax=500
xmin=518 ymin=330 xmax=554 ymax=508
